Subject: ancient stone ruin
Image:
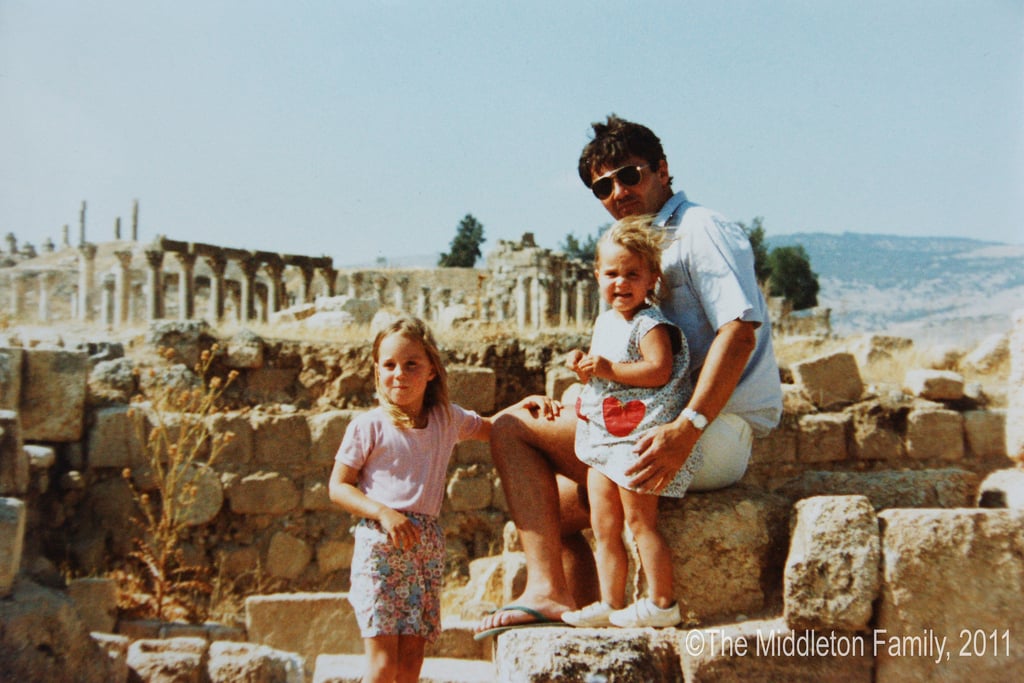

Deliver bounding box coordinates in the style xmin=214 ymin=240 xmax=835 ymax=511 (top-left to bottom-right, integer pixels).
xmin=0 ymin=222 xmax=1020 ymax=681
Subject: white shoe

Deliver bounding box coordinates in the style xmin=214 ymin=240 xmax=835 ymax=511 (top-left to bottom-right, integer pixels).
xmin=608 ymin=598 xmax=681 ymax=628
xmin=562 ymin=601 xmax=616 ymax=628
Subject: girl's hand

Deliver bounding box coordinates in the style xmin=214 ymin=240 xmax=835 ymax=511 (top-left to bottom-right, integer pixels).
xmin=379 ymin=507 xmax=420 ymax=550
xmin=574 ymin=353 xmax=609 ymax=382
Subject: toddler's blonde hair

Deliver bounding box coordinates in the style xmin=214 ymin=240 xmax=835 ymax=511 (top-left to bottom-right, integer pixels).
xmin=596 ymin=214 xmax=668 ymax=304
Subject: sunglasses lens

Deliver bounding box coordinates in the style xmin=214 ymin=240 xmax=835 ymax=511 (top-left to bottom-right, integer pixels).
xmin=592 ymin=178 xmax=614 ymax=199
xmin=618 ymin=166 xmax=641 ymax=186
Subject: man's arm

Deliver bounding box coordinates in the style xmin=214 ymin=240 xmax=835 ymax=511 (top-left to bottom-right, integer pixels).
xmin=625 ymin=318 xmax=757 ymax=492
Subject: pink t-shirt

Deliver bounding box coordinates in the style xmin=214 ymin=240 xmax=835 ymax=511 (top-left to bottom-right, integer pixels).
xmin=334 ymin=403 xmax=482 ymax=516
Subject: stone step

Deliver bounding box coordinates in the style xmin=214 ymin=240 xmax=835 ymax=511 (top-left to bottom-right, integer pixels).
xmin=312 ymin=654 xmax=494 ymax=683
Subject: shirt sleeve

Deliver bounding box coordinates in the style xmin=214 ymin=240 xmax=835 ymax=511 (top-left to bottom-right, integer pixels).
xmin=688 ymin=215 xmax=765 ymax=331
xmin=334 ymin=412 xmax=374 ymax=469
xmin=450 ymin=404 xmax=483 ymax=440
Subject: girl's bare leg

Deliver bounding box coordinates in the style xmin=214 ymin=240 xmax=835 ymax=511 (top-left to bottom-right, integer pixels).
xmin=362 ymin=636 xmax=398 ymax=683
xmin=588 ymin=470 xmax=627 ymax=608
xmin=395 ymin=635 xmax=426 ymax=683
xmin=620 ymin=489 xmax=675 ymax=607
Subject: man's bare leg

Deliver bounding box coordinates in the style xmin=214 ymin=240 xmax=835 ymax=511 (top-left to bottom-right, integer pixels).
xmin=476 ymin=405 xmax=596 ymax=632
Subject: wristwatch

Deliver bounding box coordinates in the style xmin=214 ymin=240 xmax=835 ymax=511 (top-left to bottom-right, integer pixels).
xmin=681 ymin=408 xmax=708 ymax=431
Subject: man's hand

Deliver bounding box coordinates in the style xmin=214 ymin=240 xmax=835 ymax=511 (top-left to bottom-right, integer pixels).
xmin=626 ymin=421 xmax=701 ymax=493
xmin=518 ymin=395 xmax=563 ymax=420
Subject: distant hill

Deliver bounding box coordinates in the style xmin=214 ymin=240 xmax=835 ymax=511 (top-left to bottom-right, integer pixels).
xmin=766 ymin=232 xmax=1024 ymax=345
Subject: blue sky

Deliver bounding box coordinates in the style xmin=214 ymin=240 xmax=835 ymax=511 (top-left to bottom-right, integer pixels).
xmin=2 ymin=1 xmax=1021 ymax=267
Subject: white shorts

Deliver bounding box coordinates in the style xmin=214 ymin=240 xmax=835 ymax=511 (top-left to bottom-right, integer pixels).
xmin=688 ymin=413 xmax=753 ymax=491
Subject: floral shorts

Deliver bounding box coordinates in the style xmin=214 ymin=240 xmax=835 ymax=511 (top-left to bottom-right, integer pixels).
xmin=348 ymin=512 xmax=444 ymax=642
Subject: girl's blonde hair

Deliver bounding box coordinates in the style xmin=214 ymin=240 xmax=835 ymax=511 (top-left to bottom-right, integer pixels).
xmin=596 ymin=213 xmax=668 ymax=304
xmin=372 ymin=316 xmax=450 ymax=428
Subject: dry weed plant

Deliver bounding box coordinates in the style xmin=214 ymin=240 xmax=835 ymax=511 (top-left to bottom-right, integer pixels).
xmin=116 ymin=344 xmax=239 ymax=622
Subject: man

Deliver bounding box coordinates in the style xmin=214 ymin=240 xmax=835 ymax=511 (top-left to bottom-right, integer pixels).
xmin=475 ymin=115 xmax=783 ymax=637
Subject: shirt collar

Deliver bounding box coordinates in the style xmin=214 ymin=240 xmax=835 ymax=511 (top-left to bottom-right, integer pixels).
xmin=654 ymin=191 xmax=689 ymax=228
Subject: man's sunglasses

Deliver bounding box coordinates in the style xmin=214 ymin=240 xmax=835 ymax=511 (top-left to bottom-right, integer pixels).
xmin=591 ymin=164 xmax=648 ymax=200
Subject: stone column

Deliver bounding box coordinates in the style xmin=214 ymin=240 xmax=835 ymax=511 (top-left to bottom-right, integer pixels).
xmin=318 ymin=266 xmax=337 ymax=298
xmin=173 ymin=252 xmax=197 ymax=320
xmin=204 ymin=253 xmax=227 ymax=323
xmin=263 ymin=257 xmax=285 ymax=315
xmin=533 ymin=277 xmax=548 ymax=330
xmin=515 ymin=276 xmax=529 ymax=330
xmin=394 ymin=276 xmax=410 ymax=312
xmin=576 ymin=279 xmax=591 ymax=328
xmin=131 ymin=200 xmax=139 ymax=241
xmin=297 ymin=264 xmax=315 ymax=304
xmin=101 ymin=273 xmax=116 ymax=326
xmin=69 ymin=286 xmax=78 ymax=319
xmin=559 ymin=280 xmax=571 ymax=328
xmin=5 ymin=233 xmax=16 ymax=255
xmin=114 ymin=250 xmax=133 ymax=326
xmin=144 ymin=247 xmax=165 ymax=321
xmin=7 ymin=272 xmax=26 ymax=319
xmin=238 ymin=255 xmax=260 ymax=322
xmin=417 ymin=286 xmax=430 ymax=321
xmin=77 ymin=243 xmax=97 ymax=322
xmin=78 ymin=201 xmax=86 ymax=247
xmin=113 ymin=217 xmax=121 ymax=240
xmin=348 ymin=272 xmax=364 ymax=298
xmin=61 ymin=225 xmax=70 ymax=249
xmin=37 ymin=272 xmax=53 ymax=323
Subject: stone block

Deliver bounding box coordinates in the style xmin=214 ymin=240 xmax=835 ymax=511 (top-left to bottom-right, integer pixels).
xmin=655 ymin=485 xmax=790 ymax=621
xmin=850 ymin=334 xmax=913 ymax=368
xmin=0 ymin=410 xmax=28 ymax=496
xmin=977 ymin=468 xmax=1024 ymax=509
xmin=774 ymin=468 xmax=979 ymax=510
xmin=67 ymin=577 xmax=119 ymax=633
xmin=127 ymin=637 xmax=207 ymax=683
xmin=961 ymin=332 xmax=1010 ymax=375
xmin=252 ymin=412 xmax=312 ymax=464
xmin=452 ymin=438 xmax=491 ymax=465
xmin=314 ymin=654 xmax=495 ymax=683
xmin=223 ymin=330 xmax=265 ymax=369
xmin=446 ymin=465 xmax=493 ymax=511
xmin=796 ymin=413 xmax=850 ymax=463
xmin=448 ymin=365 xmax=496 ymax=414
xmin=750 ymin=413 xmax=798 ymax=464
xmin=308 ymin=410 xmax=359 ymax=463
xmin=791 ymin=352 xmax=863 ymax=409
xmin=903 ymin=369 xmax=965 ymax=401
xmin=784 ymin=496 xmax=880 ymax=631
xmin=876 ymin=508 xmax=1024 ymax=681
xmin=495 ymin=627 xmax=681 ymax=682
xmin=206 ymin=411 xmax=253 ymax=464
xmin=267 ymin=531 xmax=312 ymax=579
xmin=1 ymin=497 xmax=26 ymax=596
xmin=906 ymin=408 xmax=963 ymax=460
xmin=316 ymin=538 xmax=354 ymax=576
xmin=207 ymin=641 xmax=305 ymax=683
xmin=0 ymin=347 xmax=23 ymax=411
xmin=227 ymin=471 xmax=301 ymax=515
xmin=246 ymin=592 xmax=362 ymax=678
xmin=964 ymin=409 xmax=1006 ymax=458
xmin=19 ymin=348 xmax=88 ymax=441
xmin=846 ymin=401 xmax=905 ymax=461
xmin=544 ymin=366 xmax=577 ymax=402
xmin=90 ymin=632 xmax=130 ymax=683
xmin=429 ymin=619 xmax=491 ymax=661
xmin=303 ymin=478 xmax=333 ymax=511
xmin=86 ymin=405 xmax=147 ymax=469
xmin=680 ymin=618 xmax=873 ymax=682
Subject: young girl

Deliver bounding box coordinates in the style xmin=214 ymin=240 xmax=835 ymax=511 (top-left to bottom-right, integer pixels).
xmin=562 ymin=215 xmax=703 ymax=630
xmin=328 ymin=316 xmax=492 ymax=683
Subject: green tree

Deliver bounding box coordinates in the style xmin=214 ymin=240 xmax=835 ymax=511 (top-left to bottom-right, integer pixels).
xmin=739 ymin=216 xmax=772 ymax=287
xmin=768 ymin=245 xmax=820 ymax=310
xmin=560 ymin=223 xmax=609 ymax=263
xmin=438 ymin=214 xmax=486 ymax=267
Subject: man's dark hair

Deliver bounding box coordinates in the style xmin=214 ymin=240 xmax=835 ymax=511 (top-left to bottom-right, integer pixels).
xmin=577 ymin=114 xmax=673 ymax=188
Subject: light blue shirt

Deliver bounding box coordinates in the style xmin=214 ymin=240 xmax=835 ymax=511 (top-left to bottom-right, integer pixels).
xmin=654 ymin=191 xmax=783 ymax=436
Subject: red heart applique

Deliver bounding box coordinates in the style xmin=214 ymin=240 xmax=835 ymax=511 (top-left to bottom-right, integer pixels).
xmin=602 ymin=397 xmax=646 ymax=437
xmin=575 ymin=396 xmax=588 ymax=422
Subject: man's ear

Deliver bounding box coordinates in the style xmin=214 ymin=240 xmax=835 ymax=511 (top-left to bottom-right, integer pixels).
xmin=654 ymin=159 xmax=671 ymax=188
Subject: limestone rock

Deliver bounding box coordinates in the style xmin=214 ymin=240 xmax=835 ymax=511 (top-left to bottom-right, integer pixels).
xmin=495 ymin=627 xmax=682 ymax=682
xmin=67 ymin=577 xmax=119 ymax=633
xmin=251 ymin=412 xmax=312 ymax=464
xmin=0 ymin=347 xmax=23 ymax=411
xmin=655 ymin=486 xmax=790 ymax=621
xmin=977 ymin=468 xmax=1024 ymax=509
xmin=20 ymin=348 xmax=88 ymax=441
xmin=448 ymin=365 xmax=496 ymax=414
xmin=902 ymin=369 xmax=964 ymax=401
xmin=905 ymin=407 xmax=963 ymax=460
xmin=207 ymin=641 xmax=305 ymax=683
xmin=784 ymin=495 xmax=880 ymax=631
xmin=267 ymin=531 xmax=312 ymax=579
xmin=0 ymin=410 xmax=28 ymax=496
xmin=1 ymin=497 xmax=26 ymax=596
xmin=791 ymin=352 xmax=864 ymax=409
xmin=960 ymin=332 xmax=1009 ymax=375
xmin=127 ymin=636 xmax=206 ymax=683
xmin=796 ymin=413 xmax=850 ymax=462
xmin=963 ymin=409 xmax=1006 ymax=458
xmin=0 ymin=578 xmax=121 ymax=683
xmin=774 ymin=468 xmax=979 ymax=510
xmin=227 ymin=471 xmax=301 ymax=515
xmin=876 ymin=508 xmax=1024 ymax=681
xmin=1008 ymin=309 xmax=1024 ymax=463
